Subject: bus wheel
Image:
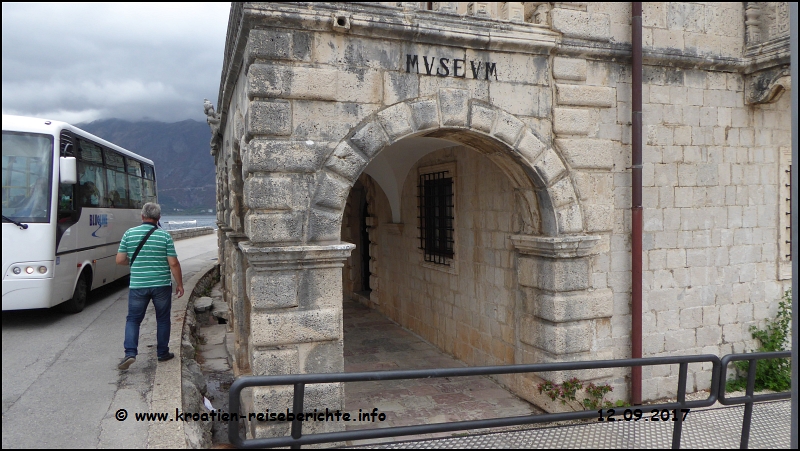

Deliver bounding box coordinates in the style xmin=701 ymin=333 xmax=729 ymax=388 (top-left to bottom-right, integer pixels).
xmin=61 ymin=273 xmax=89 ymax=313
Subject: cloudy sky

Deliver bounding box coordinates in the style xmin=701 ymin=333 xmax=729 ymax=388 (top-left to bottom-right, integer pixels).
xmin=2 ymin=2 xmax=231 ymax=124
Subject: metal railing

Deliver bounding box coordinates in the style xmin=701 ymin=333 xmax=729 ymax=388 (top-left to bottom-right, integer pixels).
xmin=719 ymin=351 xmax=792 ymax=449
xmin=227 ymin=351 xmax=791 ymax=449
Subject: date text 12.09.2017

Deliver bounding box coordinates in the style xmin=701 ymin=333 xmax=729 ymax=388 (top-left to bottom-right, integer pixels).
xmin=598 ymin=408 xmax=691 ymax=422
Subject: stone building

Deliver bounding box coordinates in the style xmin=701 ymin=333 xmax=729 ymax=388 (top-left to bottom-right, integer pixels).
xmin=208 ymin=1 xmax=792 ymax=437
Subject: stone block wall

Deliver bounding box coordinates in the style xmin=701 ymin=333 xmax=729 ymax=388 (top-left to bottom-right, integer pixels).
xmin=630 ymin=72 xmax=791 ymax=399
xmin=371 ymin=146 xmax=520 ymax=369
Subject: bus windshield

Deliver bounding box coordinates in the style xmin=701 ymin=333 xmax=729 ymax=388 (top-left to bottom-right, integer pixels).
xmin=2 ymin=132 xmax=54 ymax=223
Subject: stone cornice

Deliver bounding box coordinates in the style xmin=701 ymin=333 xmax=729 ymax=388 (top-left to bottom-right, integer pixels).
xmin=239 ymin=241 xmax=355 ymax=270
xmin=245 ymin=2 xmax=561 ymax=51
xmin=558 ymin=38 xmax=746 ymax=72
xmin=744 ymin=35 xmax=791 ymax=74
xmin=511 ymin=235 xmax=601 ymax=259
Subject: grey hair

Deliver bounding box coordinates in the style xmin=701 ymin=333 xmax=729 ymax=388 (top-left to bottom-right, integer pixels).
xmin=141 ymin=202 xmax=161 ymax=220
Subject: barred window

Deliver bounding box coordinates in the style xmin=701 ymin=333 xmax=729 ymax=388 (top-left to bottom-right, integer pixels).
xmin=418 ymin=170 xmax=454 ymax=265
xmin=784 ymin=163 xmax=791 ymax=260
xmin=778 ymin=147 xmax=792 ymax=279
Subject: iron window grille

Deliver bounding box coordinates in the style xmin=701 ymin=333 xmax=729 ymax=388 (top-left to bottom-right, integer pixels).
xmin=786 ymin=164 xmax=791 ymax=260
xmin=418 ymin=171 xmax=454 ymax=265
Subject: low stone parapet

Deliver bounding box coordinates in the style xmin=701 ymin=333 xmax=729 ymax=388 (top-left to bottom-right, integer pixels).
xmin=168 ymin=226 xmax=216 ymax=241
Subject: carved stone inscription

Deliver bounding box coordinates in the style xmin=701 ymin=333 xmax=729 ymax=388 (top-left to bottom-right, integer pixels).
xmin=405 ymin=54 xmax=498 ymax=80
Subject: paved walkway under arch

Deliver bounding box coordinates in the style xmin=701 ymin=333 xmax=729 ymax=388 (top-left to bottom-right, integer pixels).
xmin=343 ymin=299 xmax=539 ymax=445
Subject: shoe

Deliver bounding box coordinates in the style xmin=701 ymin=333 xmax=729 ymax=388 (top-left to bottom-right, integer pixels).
xmin=158 ymin=352 xmax=175 ymax=362
xmin=118 ymin=356 xmax=136 ymax=370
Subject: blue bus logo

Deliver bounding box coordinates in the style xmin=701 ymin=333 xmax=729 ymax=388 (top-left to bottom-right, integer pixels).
xmin=90 ymin=214 xmax=108 ymax=237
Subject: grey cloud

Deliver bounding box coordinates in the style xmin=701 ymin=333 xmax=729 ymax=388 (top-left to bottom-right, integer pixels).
xmin=2 ymin=2 xmax=230 ymax=123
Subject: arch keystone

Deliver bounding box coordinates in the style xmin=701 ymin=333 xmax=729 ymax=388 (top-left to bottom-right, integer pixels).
xmin=409 ymin=98 xmax=439 ymax=131
xmin=437 ymin=88 xmax=469 ymax=127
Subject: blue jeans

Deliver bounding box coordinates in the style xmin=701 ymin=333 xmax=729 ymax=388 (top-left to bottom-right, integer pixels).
xmin=124 ymin=285 xmax=172 ymax=358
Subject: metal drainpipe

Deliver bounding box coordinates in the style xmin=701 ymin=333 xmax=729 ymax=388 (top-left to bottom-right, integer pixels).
xmin=631 ymin=2 xmax=643 ymax=406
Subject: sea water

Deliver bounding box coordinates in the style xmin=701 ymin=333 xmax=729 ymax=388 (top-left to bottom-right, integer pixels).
xmin=159 ymin=215 xmax=218 ymax=231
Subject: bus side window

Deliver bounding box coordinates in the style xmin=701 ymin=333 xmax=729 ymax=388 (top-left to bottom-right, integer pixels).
xmin=106 ymin=168 xmax=128 ymax=208
xmin=143 ymin=164 xmax=155 ymax=180
xmin=143 ymin=179 xmax=156 ymax=204
xmin=77 ymin=162 xmax=107 ymax=208
xmin=128 ymin=175 xmax=143 ymax=209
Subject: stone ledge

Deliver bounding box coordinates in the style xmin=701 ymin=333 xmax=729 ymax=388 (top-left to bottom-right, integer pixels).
xmin=511 ymin=235 xmax=601 ymax=258
xmin=239 ymin=242 xmax=355 ymax=271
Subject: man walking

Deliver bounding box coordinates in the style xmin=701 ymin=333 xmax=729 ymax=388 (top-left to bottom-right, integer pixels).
xmin=116 ymin=202 xmax=184 ymax=370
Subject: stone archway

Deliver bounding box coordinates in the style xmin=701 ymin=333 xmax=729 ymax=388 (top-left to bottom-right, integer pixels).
xmin=315 ymin=92 xmax=610 ymax=408
xmin=234 ymin=92 xmax=612 ymax=435
xmin=303 ymin=89 xmax=585 ymax=245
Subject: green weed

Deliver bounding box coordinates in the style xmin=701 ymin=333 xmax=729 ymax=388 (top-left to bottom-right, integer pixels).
xmin=726 ymin=289 xmax=792 ymax=392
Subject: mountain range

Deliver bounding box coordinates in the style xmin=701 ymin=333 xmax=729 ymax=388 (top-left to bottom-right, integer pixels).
xmin=77 ymin=119 xmax=216 ymax=214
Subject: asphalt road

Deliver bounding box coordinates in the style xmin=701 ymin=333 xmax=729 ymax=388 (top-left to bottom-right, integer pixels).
xmin=2 ymin=232 xmax=217 ymax=448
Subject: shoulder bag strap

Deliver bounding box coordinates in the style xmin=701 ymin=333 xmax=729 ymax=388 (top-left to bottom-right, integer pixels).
xmin=130 ymin=225 xmax=158 ymax=267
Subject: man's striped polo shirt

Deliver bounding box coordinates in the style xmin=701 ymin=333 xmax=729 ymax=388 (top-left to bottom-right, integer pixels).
xmin=118 ymin=223 xmax=177 ymax=289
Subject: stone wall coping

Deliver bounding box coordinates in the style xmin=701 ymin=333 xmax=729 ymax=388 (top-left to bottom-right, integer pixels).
xmin=239 ymin=241 xmax=356 ymax=270
xmin=168 ymin=226 xmax=215 ymax=241
xmin=511 ymin=234 xmax=601 ymax=258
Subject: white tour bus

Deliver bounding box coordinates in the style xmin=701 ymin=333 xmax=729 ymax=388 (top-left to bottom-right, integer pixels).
xmin=2 ymin=115 xmax=157 ymax=313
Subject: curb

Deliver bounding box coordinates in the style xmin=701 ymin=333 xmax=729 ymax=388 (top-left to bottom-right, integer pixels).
xmin=146 ymin=261 xmax=219 ymax=449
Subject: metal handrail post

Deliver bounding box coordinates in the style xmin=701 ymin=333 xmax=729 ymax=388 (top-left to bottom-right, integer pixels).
xmin=740 ymin=359 xmax=758 ymax=449
xmin=671 ymin=362 xmax=688 ymax=449
xmin=290 ymin=382 xmax=306 ymax=449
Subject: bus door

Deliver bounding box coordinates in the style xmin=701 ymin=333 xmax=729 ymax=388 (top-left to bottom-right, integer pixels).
xmin=54 ymin=131 xmax=79 ymax=305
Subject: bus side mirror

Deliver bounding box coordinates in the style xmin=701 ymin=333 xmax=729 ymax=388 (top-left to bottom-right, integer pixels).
xmin=60 ymin=157 xmax=77 ymax=184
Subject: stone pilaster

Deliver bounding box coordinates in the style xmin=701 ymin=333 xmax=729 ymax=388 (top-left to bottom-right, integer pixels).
xmin=511 ymin=235 xmax=612 ymax=411
xmin=239 ymin=241 xmax=354 ymax=439
xmin=225 ymin=230 xmax=250 ymax=374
